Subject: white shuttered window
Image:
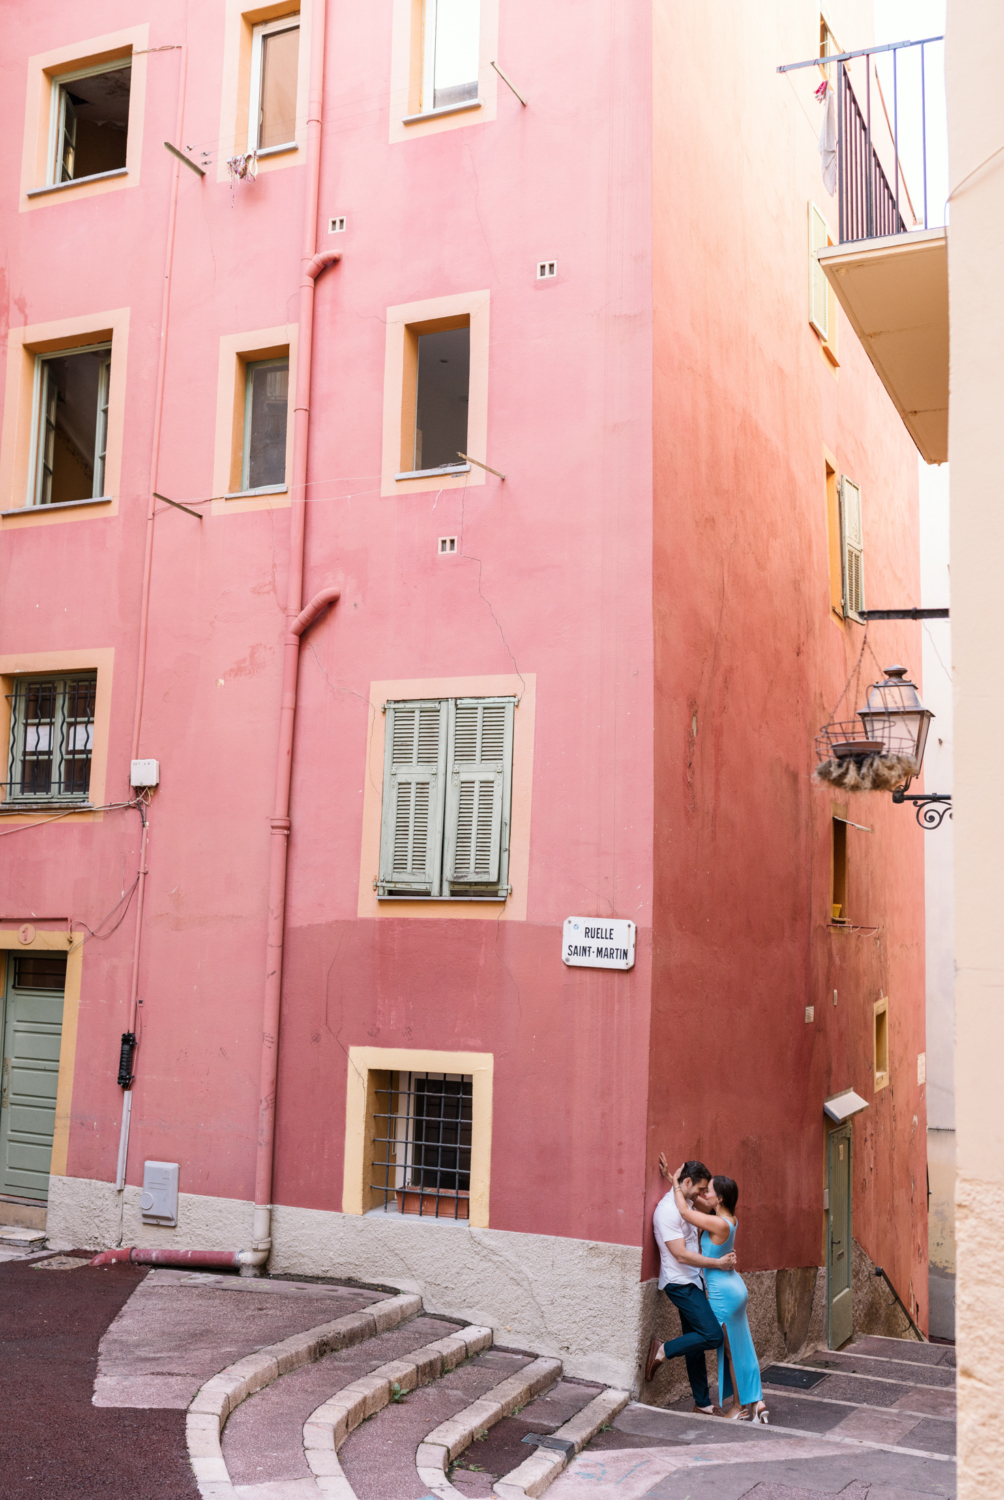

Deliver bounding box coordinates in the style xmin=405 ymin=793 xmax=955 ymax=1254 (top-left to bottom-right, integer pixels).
xmin=809 ymin=201 xmax=830 ymax=341
xmin=379 ymin=696 xmax=514 ymax=899
xmin=839 ymin=476 xmax=865 ymax=620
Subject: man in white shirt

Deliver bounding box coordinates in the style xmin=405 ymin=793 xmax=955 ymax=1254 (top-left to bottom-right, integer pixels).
xmin=645 ymin=1157 xmax=736 ymax=1413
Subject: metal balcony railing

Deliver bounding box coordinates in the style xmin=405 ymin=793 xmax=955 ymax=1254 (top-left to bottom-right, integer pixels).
xmin=779 ymin=36 xmax=944 ymax=245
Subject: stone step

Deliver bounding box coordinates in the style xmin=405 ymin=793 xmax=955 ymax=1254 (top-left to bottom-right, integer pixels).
xmin=762 ymin=1360 xmax=956 ymax=1414
xmin=416 ymin=1353 xmax=563 ymax=1497
xmin=845 ymin=1332 xmax=955 ymax=1368
xmin=308 ymin=1330 xmax=512 ymax=1498
xmin=797 ymin=1348 xmax=955 ymax=1387
xmin=185 ymin=1289 xmax=422 ymax=1496
xmin=223 ymin=1313 xmax=474 ymax=1488
xmin=0 ymin=1224 xmax=47 ymax=1248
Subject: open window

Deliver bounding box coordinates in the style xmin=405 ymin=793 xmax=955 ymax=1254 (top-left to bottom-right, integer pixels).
xmin=422 ymin=0 xmax=480 ymax=113
xmin=839 ymin=477 xmax=865 ymax=620
xmin=831 ymin=816 xmax=848 ymax=923
xmin=4 ymin=674 xmax=97 ymax=804
xmin=874 ymin=996 xmax=890 ymax=1090
xmin=48 ymin=61 xmax=131 ymax=184
xmin=242 ymin=358 xmax=289 ymax=491
xmin=398 ymin=319 xmax=470 ymax=480
xmin=378 ymin=696 xmax=514 ymax=899
xmin=31 ymin=346 xmax=111 ymax=508
xmin=248 ymin=16 xmax=300 ymax=154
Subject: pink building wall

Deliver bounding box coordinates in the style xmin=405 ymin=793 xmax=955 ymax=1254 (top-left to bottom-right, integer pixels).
xmin=0 ymin=0 xmax=927 ymax=1379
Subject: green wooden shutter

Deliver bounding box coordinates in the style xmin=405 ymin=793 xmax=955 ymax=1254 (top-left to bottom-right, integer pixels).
xmin=839 ymin=477 xmax=865 ymax=619
xmin=378 ymin=700 xmax=448 ymax=896
xmin=809 ymin=201 xmax=830 ymax=341
xmin=443 ymin=698 xmax=514 ymax=898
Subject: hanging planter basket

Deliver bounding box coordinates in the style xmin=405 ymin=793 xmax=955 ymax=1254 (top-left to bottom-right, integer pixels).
xmin=813 ymin=720 xmax=918 ymax=791
xmin=814 ymin=664 xmax=931 ymax=793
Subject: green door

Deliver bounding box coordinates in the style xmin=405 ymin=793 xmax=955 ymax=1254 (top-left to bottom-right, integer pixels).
xmin=827 ymin=1124 xmax=853 ymax=1348
xmin=0 ymin=951 xmax=66 ymax=1201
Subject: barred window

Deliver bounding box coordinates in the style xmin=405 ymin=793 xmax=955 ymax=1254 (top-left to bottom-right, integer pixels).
xmin=5 ymin=674 xmax=96 ymax=803
xmin=371 ymin=1072 xmax=472 ymax=1220
xmin=378 ymin=697 xmax=514 ymax=899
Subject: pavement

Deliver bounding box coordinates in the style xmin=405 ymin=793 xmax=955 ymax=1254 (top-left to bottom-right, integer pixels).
xmin=0 ymin=1241 xmax=956 ymax=1500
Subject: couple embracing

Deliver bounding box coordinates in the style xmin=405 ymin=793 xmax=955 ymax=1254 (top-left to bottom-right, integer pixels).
xmin=646 ymin=1155 xmax=768 ymax=1424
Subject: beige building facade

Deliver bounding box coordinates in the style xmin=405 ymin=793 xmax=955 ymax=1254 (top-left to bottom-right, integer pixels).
xmin=946 ymin=3 xmax=1004 ymax=1491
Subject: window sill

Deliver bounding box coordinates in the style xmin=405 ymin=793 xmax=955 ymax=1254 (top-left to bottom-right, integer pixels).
xmin=402 ymin=99 xmax=483 ymax=125
xmin=378 ymin=893 xmax=508 ymax=903
xmin=26 ymin=168 xmax=129 ymax=198
xmin=224 ymin=485 xmax=288 ymax=499
xmin=394 ymin=464 xmax=470 ymax=482
xmin=1 ymin=496 xmax=112 ymax=517
xmin=364 ymin=1204 xmax=471 ymax=1225
xmin=255 ymin=142 xmax=298 ymax=158
xmin=1 ymin=802 xmax=93 ymax=815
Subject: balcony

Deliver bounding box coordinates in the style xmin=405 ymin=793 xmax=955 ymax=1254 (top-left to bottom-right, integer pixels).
xmin=780 ymin=37 xmax=948 ymax=463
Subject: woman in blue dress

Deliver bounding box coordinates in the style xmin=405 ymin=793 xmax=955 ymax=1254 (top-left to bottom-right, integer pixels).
xmin=671 ymin=1168 xmax=768 ymax=1423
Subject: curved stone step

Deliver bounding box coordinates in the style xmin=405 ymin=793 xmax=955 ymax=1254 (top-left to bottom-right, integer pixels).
xmin=303 ymin=1324 xmax=493 ymax=1496
xmin=491 ymin=1386 xmax=630 ymax=1498
xmin=416 ymin=1355 xmax=562 ymax=1497
xmin=185 ymin=1291 xmax=421 ymax=1497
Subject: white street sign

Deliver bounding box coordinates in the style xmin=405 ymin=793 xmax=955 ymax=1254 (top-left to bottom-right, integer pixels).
xmin=562 ymin=917 xmax=636 ymax=971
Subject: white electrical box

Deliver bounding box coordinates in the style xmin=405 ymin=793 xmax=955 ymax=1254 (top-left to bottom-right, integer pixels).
xmin=131 ymin=759 xmax=160 ymax=787
xmin=141 ymin=1161 xmax=179 ymax=1225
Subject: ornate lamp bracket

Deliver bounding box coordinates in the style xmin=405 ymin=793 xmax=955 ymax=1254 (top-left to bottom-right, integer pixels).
xmin=891 ymin=789 xmax=952 ymax=829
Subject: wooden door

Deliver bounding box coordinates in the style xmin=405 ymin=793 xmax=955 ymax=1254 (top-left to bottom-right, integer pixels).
xmin=0 ymin=951 xmax=66 ymax=1201
xmin=827 ymin=1124 xmax=853 ymax=1348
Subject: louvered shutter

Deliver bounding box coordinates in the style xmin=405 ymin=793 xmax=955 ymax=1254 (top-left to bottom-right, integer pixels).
xmin=378 ymin=700 xmax=448 ymax=895
xmin=443 ymin=698 xmax=514 ymax=897
xmin=839 ymin=477 xmax=865 ymax=619
xmin=809 ymin=202 xmax=830 ymax=340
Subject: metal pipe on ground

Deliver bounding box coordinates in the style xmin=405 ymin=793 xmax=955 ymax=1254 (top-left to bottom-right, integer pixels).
xmin=89 ymin=1247 xmax=259 ymax=1269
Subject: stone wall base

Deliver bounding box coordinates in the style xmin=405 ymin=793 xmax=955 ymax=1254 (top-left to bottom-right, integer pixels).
xmin=50 ymin=1176 xmax=915 ymax=1395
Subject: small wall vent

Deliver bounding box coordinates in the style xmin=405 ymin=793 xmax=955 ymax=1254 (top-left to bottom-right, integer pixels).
xmin=536 ymin=260 xmax=557 ymax=279
xmin=329 ymin=216 xmax=346 ymax=233
xmin=438 ymin=536 xmax=457 ymax=554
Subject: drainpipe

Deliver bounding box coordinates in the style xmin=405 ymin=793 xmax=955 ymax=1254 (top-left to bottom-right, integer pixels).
xmin=112 ymin=40 xmax=189 ymax=1217
xmin=100 ymin=3 xmax=339 ymax=1273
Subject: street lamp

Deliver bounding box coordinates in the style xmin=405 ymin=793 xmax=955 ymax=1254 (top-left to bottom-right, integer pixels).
xmin=857 ymin=665 xmax=933 ymax=774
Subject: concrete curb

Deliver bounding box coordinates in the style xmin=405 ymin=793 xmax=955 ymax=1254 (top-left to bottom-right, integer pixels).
xmin=416 ymin=1355 xmax=562 ymax=1498
xmin=302 ymin=1324 xmax=493 ymax=1496
xmin=184 ymin=1291 xmax=421 ymax=1498
xmin=491 ymin=1386 xmax=630 ymax=1498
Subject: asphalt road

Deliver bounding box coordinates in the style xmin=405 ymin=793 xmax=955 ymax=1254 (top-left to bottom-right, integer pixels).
xmin=0 ymin=1255 xmax=198 ymax=1500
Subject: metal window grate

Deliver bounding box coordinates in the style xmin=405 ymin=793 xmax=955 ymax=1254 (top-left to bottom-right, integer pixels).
xmin=5 ymin=674 xmax=96 ymax=803
xmin=371 ymin=1072 xmax=472 ymax=1219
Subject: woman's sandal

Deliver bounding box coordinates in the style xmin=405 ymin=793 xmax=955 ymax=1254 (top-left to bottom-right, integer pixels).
xmin=751 ymin=1402 xmax=769 ymax=1424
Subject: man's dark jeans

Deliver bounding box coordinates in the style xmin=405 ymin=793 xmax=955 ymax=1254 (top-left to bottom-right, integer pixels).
xmin=662 ymin=1282 xmax=724 ymax=1409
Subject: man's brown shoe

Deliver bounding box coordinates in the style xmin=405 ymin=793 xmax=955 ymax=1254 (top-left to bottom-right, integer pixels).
xmin=693 ymin=1404 xmax=726 ymax=1416
xmin=645 ymin=1337 xmax=663 ymax=1382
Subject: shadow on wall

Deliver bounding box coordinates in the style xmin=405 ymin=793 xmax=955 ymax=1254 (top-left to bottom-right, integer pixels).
xmin=852 ymin=1238 xmax=925 ymax=1342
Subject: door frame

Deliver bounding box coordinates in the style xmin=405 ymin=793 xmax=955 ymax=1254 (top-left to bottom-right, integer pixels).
xmin=0 ymin=928 xmax=83 ymax=1191
xmin=826 ymin=1121 xmax=854 ymax=1349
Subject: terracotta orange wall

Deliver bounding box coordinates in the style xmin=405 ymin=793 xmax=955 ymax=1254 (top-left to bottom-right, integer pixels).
xmin=649 ymin=1 xmax=927 ymax=1322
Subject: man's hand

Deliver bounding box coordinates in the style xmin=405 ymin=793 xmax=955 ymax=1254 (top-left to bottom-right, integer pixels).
xmin=658 ymin=1152 xmax=671 ymax=1181
xmin=720 ymin=1252 xmax=737 ymax=1270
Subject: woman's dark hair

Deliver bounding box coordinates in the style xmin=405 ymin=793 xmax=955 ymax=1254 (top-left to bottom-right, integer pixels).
xmin=713 ymin=1175 xmax=738 ymax=1214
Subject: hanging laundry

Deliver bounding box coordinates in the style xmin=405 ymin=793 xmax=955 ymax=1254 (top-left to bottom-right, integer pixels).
xmin=817 ymin=78 xmax=837 ymax=196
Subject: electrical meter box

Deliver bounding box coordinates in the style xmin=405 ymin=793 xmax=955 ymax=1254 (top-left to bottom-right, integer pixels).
xmin=141 ymin=1160 xmax=179 ymax=1225
xmin=130 ymin=758 xmax=160 ymax=787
